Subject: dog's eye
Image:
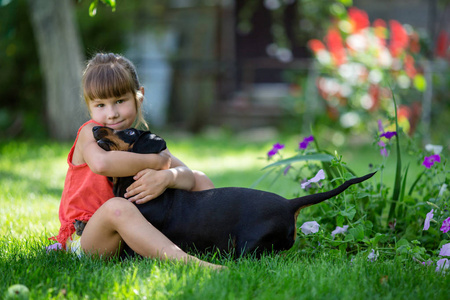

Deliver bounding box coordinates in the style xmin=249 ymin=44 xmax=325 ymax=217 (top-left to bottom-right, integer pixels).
xmin=126 ymin=129 xmax=136 ymax=136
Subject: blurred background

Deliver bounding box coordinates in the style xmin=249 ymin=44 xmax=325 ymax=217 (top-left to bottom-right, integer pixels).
xmin=0 ymin=0 xmax=449 ymax=145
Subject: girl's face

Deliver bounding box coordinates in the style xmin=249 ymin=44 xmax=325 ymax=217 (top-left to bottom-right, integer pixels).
xmin=89 ymin=92 xmax=140 ymax=131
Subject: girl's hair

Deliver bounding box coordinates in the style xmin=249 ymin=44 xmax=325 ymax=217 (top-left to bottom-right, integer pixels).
xmin=82 ymin=53 xmax=148 ymax=130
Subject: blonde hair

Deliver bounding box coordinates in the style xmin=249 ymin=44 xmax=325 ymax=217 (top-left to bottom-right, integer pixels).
xmin=82 ymin=53 xmax=148 ymax=130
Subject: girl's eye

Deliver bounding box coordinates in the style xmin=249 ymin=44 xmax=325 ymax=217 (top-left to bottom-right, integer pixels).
xmin=96 ymin=104 xmax=104 ymax=108
xmin=116 ymin=99 xmax=125 ymax=104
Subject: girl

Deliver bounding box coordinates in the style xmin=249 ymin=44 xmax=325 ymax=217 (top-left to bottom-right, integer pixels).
xmin=50 ymin=53 xmax=221 ymax=269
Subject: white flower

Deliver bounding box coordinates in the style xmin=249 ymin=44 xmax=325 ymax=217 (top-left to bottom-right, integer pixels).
xmin=331 ymin=225 xmax=349 ymax=238
xmin=301 ymin=169 xmax=325 ymax=189
xmin=439 ymin=243 xmax=450 ymax=257
xmin=436 ymin=258 xmax=449 ymax=273
xmin=425 ymin=144 xmax=443 ymax=155
xmin=368 ymin=249 xmax=378 ymax=262
xmin=300 ymin=221 xmax=320 ymax=235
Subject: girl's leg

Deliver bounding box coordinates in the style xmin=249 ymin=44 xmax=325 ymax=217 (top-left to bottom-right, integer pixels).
xmin=191 ymin=170 xmax=214 ymax=191
xmin=80 ymin=197 xmax=221 ymax=268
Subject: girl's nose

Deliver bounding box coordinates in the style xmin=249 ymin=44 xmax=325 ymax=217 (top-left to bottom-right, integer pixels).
xmin=107 ymin=106 xmax=119 ymax=119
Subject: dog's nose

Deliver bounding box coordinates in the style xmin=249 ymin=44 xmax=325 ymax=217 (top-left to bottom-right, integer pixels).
xmin=93 ymin=126 xmax=101 ymax=133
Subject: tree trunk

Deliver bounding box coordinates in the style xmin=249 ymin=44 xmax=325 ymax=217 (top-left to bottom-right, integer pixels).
xmin=27 ymin=0 xmax=85 ymax=140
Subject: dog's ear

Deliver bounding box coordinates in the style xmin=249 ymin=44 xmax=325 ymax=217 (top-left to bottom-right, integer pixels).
xmin=131 ymin=131 xmax=167 ymax=154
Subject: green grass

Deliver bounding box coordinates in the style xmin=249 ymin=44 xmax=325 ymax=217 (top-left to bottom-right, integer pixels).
xmin=1 ymin=136 xmax=448 ymax=299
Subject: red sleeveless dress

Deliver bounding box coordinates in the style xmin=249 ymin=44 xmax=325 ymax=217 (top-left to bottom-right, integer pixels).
xmin=50 ymin=120 xmax=115 ymax=248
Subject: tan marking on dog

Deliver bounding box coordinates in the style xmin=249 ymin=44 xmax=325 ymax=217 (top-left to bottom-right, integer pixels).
xmin=293 ymin=204 xmax=313 ymax=241
xmin=97 ymin=127 xmax=132 ymax=151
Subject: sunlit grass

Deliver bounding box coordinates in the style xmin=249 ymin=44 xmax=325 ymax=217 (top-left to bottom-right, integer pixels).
xmin=1 ymin=136 xmax=446 ymax=299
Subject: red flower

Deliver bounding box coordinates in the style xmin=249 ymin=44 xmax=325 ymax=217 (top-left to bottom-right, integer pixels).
xmin=348 ymin=7 xmax=370 ymax=33
xmin=325 ymin=28 xmax=346 ymax=65
xmin=389 ymin=20 xmax=409 ymax=57
xmin=308 ymin=39 xmax=326 ymax=54
xmin=435 ymin=30 xmax=449 ymax=58
xmin=404 ymin=54 xmax=416 ymax=78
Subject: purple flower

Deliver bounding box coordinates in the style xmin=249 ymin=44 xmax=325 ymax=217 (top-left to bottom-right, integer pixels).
xmin=331 ymin=225 xmax=349 ymax=238
xmin=423 ymin=209 xmax=434 ymax=231
xmin=436 ymin=258 xmax=449 ymax=273
xmin=267 ymin=143 xmax=284 ymax=158
xmin=421 ymin=260 xmax=433 ymax=266
xmin=300 ymin=221 xmax=320 ymax=235
xmin=422 ymin=154 xmax=441 ymax=168
xmin=441 ymin=217 xmax=450 ymax=233
xmin=439 ymin=243 xmax=450 ymax=256
xmin=299 ymin=135 xmax=314 ymax=150
xmin=380 ymin=131 xmax=397 ymax=139
xmin=46 ymin=243 xmax=62 ymax=253
xmin=377 ymin=119 xmax=384 ymax=132
xmin=301 ymin=169 xmax=325 ymax=189
xmin=377 ymin=140 xmax=388 ymax=157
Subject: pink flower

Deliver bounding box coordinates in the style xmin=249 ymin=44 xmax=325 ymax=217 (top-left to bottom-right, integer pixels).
xmin=301 ymin=169 xmax=325 ymax=189
xmin=267 ymin=143 xmax=284 ymax=158
xmin=331 ymin=225 xmax=349 ymax=238
xmin=441 ymin=217 xmax=450 ymax=233
xmin=423 ymin=209 xmax=434 ymax=231
xmin=300 ymin=221 xmax=320 ymax=235
xmin=439 ymin=243 xmax=450 ymax=256
xmin=436 ymin=258 xmax=449 ymax=273
xmin=422 ymin=154 xmax=441 ymax=168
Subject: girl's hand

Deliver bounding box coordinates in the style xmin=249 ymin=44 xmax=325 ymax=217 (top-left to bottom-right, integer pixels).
xmin=125 ymin=169 xmax=172 ymax=204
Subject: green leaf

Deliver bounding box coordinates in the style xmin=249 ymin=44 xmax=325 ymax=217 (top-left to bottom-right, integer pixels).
xmin=396 ymin=238 xmax=410 ymax=248
xmin=413 ymin=74 xmax=427 ymax=92
xmin=89 ymin=0 xmax=98 ymax=17
xmin=340 ymin=207 xmax=356 ymax=220
xmin=338 ymin=0 xmax=353 ymax=6
xmin=262 ymin=154 xmax=333 ymax=170
xmin=370 ymin=233 xmax=385 ymax=247
xmin=101 ymin=0 xmax=116 ymax=12
xmin=388 ymin=87 xmax=402 ymax=223
xmin=348 ymin=224 xmax=365 ymax=241
xmin=344 ymin=234 xmax=355 ymax=242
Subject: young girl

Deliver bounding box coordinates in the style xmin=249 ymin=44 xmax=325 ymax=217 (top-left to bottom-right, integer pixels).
xmin=50 ymin=53 xmax=221 ymax=268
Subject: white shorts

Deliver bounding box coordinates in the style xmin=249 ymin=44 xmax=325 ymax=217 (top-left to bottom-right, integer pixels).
xmin=66 ymin=232 xmax=83 ymax=257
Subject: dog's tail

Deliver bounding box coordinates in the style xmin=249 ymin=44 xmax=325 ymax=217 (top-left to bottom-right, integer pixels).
xmin=289 ymin=172 xmax=376 ymax=216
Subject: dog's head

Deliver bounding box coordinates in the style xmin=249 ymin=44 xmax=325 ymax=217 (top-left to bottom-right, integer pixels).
xmin=92 ymin=126 xmax=167 ymax=154
xmin=93 ymin=126 xmax=168 ymax=198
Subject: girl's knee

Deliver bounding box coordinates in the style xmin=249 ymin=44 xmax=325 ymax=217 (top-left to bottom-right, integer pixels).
xmin=99 ymin=197 xmax=136 ymax=219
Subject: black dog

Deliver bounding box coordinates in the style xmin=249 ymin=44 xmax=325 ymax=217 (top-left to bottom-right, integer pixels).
xmin=92 ymin=126 xmax=375 ymax=257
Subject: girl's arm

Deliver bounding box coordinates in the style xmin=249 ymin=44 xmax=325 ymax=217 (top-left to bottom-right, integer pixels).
xmin=125 ymin=149 xmax=196 ymax=203
xmin=74 ymin=123 xmax=170 ymax=177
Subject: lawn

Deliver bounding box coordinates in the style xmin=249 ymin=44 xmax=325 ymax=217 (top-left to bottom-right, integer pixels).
xmin=1 ymin=133 xmax=448 ymax=299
